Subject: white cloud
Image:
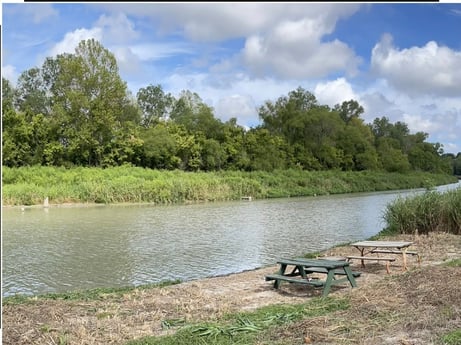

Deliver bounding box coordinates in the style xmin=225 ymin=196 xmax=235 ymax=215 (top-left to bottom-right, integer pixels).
xmin=97 ymin=3 xmax=361 ymax=42
xmin=1 ymin=65 xmax=18 ymax=84
xmin=9 ymin=3 xmax=59 ymax=24
xmin=215 ymin=95 xmax=258 ymax=124
xmin=371 ymin=33 xmax=461 ymax=97
xmin=95 ymin=12 xmax=140 ymax=44
xmin=111 ymin=46 xmax=143 ymax=76
xmin=49 ymin=28 xmax=103 ymax=56
xmin=96 ymin=3 xmax=362 ymax=79
xmin=241 ymin=16 xmax=361 ymax=79
xmin=402 ymin=109 xmax=461 ymax=153
xmin=129 ymin=43 xmax=192 ymax=61
xmin=314 ymin=78 xmax=359 ymax=108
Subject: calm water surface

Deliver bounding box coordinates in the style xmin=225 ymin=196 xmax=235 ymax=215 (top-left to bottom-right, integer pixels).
xmin=3 ymin=182 xmax=460 ymax=297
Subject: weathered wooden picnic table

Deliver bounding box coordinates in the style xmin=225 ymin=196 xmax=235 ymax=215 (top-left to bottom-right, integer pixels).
xmin=265 ymin=258 xmax=358 ymax=297
xmin=348 ymin=240 xmax=419 ymax=273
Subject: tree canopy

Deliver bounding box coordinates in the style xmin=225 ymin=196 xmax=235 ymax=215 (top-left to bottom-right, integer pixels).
xmin=2 ymin=39 xmax=455 ymax=175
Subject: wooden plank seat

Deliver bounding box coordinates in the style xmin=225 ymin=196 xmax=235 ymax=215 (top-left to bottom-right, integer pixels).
xmin=346 ymin=255 xmax=396 ymax=274
xmin=265 ymin=274 xmax=325 ymax=287
xmin=370 ymin=249 xmax=421 ymax=264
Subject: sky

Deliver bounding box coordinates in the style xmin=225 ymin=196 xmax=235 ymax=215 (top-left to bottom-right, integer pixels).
xmin=2 ymin=2 xmax=461 ymax=155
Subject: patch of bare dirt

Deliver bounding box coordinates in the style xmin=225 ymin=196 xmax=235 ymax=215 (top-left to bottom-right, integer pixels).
xmin=3 ymin=232 xmax=461 ymax=345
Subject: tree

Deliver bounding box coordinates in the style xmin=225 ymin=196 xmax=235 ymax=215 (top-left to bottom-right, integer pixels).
xmin=338 ymin=117 xmax=379 ymax=171
xmin=170 ymin=90 xmax=223 ymax=140
xmin=51 ymin=39 xmax=131 ymax=166
xmin=140 ymin=123 xmax=180 ymax=169
xmin=259 ymin=86 xmax=318 ymax=143
xmin=2 ymin=107 xmax=32 ymax=166
xmin=244 ymin=128 xmax=288 ymax=171
xmin=14 ymin=67 xmax=51 ymax=118
xmin=2 ymin=77 xmax=15 ymax=111
xmin=137 ymin=84 xmax=174 ymax=127
xmin=376 ymin=137 xmax=411 ymax=173
xmin=334 ymin=99 xmax=364 ymax=124
xmin=408 ymin=142 xmax=451 ymax=174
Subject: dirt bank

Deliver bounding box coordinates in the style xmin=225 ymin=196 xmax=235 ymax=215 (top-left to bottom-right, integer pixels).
xmin=3 ymin=232 xmax=461 ymax=345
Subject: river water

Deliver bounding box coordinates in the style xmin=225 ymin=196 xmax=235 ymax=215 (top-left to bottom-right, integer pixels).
xmin=2 ymin=181 xmax=460 ymax=297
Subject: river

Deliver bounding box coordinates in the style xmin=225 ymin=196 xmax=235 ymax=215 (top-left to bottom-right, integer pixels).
xmin=2 ymin=181 xmax=460 ymax=297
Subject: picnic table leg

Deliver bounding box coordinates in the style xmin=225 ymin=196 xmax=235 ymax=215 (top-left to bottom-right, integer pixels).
xmin=321 ymin=270 xmax=336 ymax=297
xmin=343 ymin=266 xmax=357 ymax=288
xmin=274 ymin=263 xmax=288 ymax=289
xmin=402 ymin=248 xmax=408 ymax=271
xmin=357 ymin=247 xmax=366 ymax=268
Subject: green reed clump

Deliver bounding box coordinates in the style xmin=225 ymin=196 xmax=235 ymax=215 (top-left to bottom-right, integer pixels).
xmin=383 ymin=188 xmax=461 ymax=235
xmin=2 ymin=166 xmax=458 ymax=206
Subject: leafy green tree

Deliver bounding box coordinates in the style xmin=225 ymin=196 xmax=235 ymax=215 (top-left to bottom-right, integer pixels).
xmin=2 ymin=108 xmax=32 ymax=166
xmin=170 ymin=90 xmax=223 ymax=140
xmin=140 ymin=122 xmax=180 ymax=169
xmin=408 ymin=142 xmax=451 ymax=173
xmin=220 ymin=118 xmax=249 ymax=170
xmin=137 ymin=84 xmax=174 ymax=127
xmin=337 ymin=117 xmax=379 ymax=171
xmin=51 ymin=39 xmax=131 ymax=166
xmin=259 ymin=86 xmax=318 ymax=143
xmin=199 ymin=137 xmax=227 ymax=171
xmin=259 ymin=87 xmax=345 ymax=170
xmin=244 ymin=128 xmax=288 ymax=171
xmin=376 ymin=137 xmax=411 ymax=172
xmin=14 ymin=67 xmax=51 ymax=117
xmin=2 ymin=77 xmax=15 ymax=111
xmin=334 ymin=99 xmax=364 ymax=124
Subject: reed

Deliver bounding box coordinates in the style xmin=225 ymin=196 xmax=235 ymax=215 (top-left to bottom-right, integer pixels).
xmin=383 ymin=187 xmax=461 ymax=235
xmin=2 ymin=166 xmax=457 ymax=207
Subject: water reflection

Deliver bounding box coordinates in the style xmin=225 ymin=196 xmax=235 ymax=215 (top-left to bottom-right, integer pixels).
xmin=3 ymin=181 xmax=459 ymax=297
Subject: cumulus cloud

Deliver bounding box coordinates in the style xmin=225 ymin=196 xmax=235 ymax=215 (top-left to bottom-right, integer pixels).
xmin=314 ymin=78 xmax=359 ymax=108
xmin=1 ymin=65 xmax=18 ymax=84
xmin=95 ymin=3 xmax=363 ymax=79
xmin=371 ymin=33 xmax=461 ymax=97
xmin=215 ymin=95 xmax=258 ymax=124
xmin=403 ymin=109 xmax=461 ymax=152
xmin=95 ymin=12 xmax=140 ymax=44
xmin=49 ymin=27 xmax=103 ymax=56
xmin=97 ymin=3 xmax=361 ymax=41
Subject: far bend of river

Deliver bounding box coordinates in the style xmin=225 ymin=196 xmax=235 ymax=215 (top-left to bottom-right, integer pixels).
xmin=3 ymin=181 xmax=460 ymax=297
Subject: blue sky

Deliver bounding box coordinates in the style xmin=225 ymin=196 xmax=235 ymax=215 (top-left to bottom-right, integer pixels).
xmin=2 ymin=3 xmax=461 ymax=154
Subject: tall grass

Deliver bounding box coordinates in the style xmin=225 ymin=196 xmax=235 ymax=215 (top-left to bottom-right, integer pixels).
xmin=383 ymin=187 xmax=461 ymax=235
xmin=2 ymin=166 xmax=457 ymax=206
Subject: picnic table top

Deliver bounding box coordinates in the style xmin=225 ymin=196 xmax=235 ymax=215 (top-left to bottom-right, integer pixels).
xmin=351 ymin=240 xmax=413 ymax=248
xmin=277 ymin=258 xmax=350 ymax=269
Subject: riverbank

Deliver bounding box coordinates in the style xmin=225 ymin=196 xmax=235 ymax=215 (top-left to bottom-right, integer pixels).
xmin=3 ymin=232 xmax=460 ymax=345
xmin=2 ymin=166 xmax=457 ymax=206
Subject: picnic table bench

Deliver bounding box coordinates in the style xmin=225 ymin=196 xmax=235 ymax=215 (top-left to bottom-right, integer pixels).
xmin=347 ymin=240 xmax=419 ymax=273
xmin=265 ymin=258 xmax=358 ymax=297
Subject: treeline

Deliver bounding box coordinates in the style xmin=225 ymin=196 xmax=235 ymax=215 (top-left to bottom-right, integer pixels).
xmin=2 ymin=38 xmax=459 ymax=174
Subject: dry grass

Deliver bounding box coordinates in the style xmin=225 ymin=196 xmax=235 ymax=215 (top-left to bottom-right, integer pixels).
xmin=3 ymin=232 xmax=461 ymax=345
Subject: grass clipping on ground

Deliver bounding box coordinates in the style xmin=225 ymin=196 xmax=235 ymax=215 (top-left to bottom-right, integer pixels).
xmin=3 ymin=232 xmax=461 ymax=345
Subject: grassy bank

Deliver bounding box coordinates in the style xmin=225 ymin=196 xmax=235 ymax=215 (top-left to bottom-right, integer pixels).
xmin=383 ymin=187 xmax=461 ymax=235
xmin=2 ymin=166 xmax=457 ymax=206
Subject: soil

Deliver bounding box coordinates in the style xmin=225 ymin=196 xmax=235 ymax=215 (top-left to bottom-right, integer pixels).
xmin=2 ymin=232 xmax=461 ymax=345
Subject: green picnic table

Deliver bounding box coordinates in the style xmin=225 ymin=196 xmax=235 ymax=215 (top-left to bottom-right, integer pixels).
xmin=265 ymin=258 xmax=359 ymax=297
